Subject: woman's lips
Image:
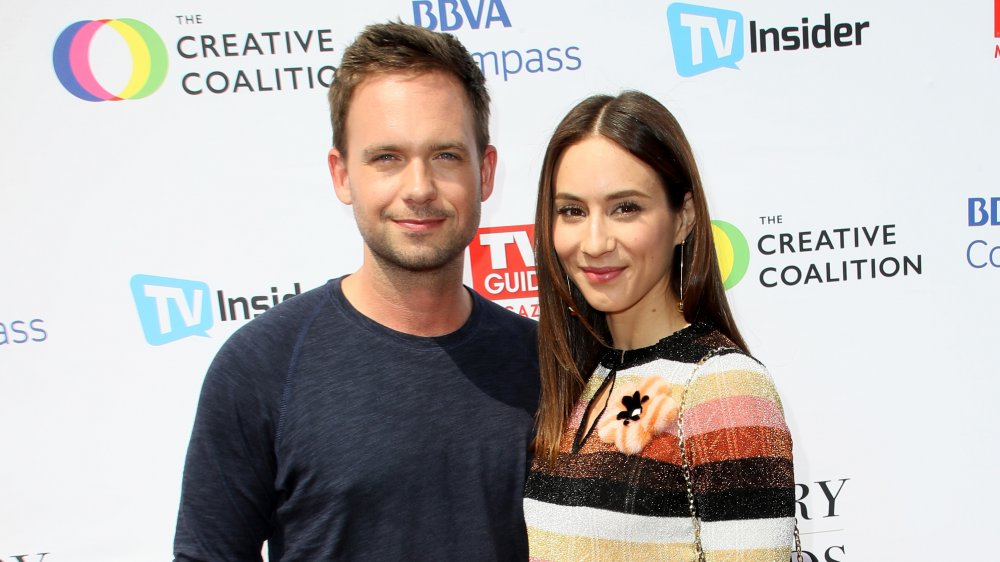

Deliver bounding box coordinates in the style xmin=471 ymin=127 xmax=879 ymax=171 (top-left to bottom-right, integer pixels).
xmin=581 ymin=266 xmax=625 ymax=283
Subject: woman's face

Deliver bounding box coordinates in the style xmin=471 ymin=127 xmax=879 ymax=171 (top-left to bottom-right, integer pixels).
xmin=552 ymin=135 xmax=689 ymax=317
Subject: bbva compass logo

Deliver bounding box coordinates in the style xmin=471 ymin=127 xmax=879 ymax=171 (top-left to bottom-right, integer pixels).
xmin=711 ymin=220 xmax=750 ymax=289
xmin=53 ymin=18 xmax=168 ymax=101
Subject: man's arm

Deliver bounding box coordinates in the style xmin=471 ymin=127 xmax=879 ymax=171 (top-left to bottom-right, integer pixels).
xmin=173 ymin=333 xmax=281 ymax=562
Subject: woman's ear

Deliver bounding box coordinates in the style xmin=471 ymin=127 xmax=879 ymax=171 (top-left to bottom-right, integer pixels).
xmin=675 ymin=192 xmax=695 ymax=244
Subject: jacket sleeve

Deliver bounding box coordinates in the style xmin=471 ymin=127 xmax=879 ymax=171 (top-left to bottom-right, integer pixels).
xmin=681 ymin=352 xmax=795 ymax=562
xmin=173 ymin=328 xmax=283 ymax=562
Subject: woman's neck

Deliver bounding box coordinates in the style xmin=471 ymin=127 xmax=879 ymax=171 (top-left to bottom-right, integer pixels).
xmin=605 ymin=294 xmax=688 ymax=350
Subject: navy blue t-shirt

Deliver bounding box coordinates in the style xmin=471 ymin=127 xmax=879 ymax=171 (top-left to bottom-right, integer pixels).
xmin=174 ymin=278 xmax=539 ymax=561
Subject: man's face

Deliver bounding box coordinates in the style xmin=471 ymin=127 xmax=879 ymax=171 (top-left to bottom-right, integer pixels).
xmin=329 ymin=71 xmax=496 ymax=273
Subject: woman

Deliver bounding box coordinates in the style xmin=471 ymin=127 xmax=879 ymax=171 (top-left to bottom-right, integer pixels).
xmin=523 ymin=91 xmax=796 ymax=561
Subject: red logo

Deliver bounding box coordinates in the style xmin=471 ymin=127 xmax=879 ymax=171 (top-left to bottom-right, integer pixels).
xmin=469 ymin=224 xmax=537 ymax=300
xmin=996 ymin=0 xmax=1000 ymax=38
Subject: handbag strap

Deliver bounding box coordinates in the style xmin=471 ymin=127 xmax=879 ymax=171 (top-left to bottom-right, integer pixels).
xmin=676 ymin=347 xmax=804 ymax=562
xmin=676 ymin=347 xmax=723 ymax=562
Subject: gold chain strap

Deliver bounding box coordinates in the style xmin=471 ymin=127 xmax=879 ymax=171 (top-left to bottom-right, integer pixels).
xmin=676 ymin=349 xmax=721 ymax=562
xmin=676 ymin=348 xmax=804 ymax=562
xmin=794 ymin=522 xmax=804 ymax=562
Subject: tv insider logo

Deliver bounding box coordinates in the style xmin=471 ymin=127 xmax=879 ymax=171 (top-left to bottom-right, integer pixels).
xmin=666 ymin=3 xmax=870 ymax=77
xmin=53 ymin=18 xmax=168 ymax=101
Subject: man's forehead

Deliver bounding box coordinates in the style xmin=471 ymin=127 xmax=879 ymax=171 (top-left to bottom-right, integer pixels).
xmin=342 ymin=70 xmax=477 ymax=150
xmin=350 ymin=69 xmax=465 ymax=104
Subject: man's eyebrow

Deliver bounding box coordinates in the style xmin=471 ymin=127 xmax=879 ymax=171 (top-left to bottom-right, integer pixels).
xmin=429 ymin=141 xmax=469 ymax=152
xmin=361 ymin=144 xmax=402 ymax=158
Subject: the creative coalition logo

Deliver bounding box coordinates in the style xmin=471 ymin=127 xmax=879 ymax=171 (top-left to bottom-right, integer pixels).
xmin=53 ymin=19 xmax=168 ymax=101
xmin=130 ymin=274 xmax=301 ymax=345
xmin=468 ymin=225 xmax=539 ymax=318
xmin=966 ymin=197 xmax=1000 ymax=269
xmin=173 ymin=19 xmax=336 ymax=96
xmin=666 ymin=3 xmax=870 ymax=77
xmin=724 ymin=215 xmax=923 ymax=289
xmin=711 ymin=220 xmax=749 ymax=289
xmin=412 ymin=0 xmax=582 ymax=82
xmin=53 ymin=14 xmax=337 ymax=100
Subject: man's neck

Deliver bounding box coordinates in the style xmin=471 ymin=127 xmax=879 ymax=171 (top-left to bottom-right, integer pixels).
xmin=341 ymin=255 xmax=472 ymax=337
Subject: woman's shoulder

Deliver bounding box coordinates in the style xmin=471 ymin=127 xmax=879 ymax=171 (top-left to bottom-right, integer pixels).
xmin=699 ymin=348 xmax=768 ymax=376
xmin=681 ymin=342 xmax=790 ymax=448
xmin=682 ymin=327 xmax=782 ymax=408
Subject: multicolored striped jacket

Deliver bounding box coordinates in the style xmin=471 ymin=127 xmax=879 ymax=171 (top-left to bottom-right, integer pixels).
xmin=524 ymin=323 xmax=795 ymax=561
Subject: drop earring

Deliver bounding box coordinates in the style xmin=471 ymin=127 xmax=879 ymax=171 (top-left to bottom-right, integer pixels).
xmin=566 ymin=274 xmax=578 ymax=317
xmin=678 ymin=242 xmax=685 ymax=314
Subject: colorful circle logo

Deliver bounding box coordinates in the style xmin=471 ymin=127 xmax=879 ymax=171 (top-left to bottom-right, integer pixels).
xmin=711 ymin=220 xmax=750 ymax=289
xmin=53 ymin=19 xmax=168 ymax=102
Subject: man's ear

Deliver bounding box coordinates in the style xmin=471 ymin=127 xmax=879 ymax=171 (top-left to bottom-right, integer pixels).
xmin=328 ymin=148 xmax=352 ymax=204
xmin=478 ymin=145 xmax=498 ymax=202
xmin=675 ymin=191 xmax=695 ymax=244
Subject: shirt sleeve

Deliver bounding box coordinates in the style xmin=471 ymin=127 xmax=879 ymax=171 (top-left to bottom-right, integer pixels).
xmin=173 ymin=329 xmax=283 ymax=562
xmin=681 ymin=351 xmax=795 ymax=561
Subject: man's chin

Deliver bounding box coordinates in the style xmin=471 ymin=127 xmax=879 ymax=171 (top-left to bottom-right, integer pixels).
xmin=369 ymin=246 xmax=464 ymax=273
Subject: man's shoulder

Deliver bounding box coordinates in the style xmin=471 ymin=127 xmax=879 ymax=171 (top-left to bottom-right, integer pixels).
xmin=220 ymin=280 xmax=337 ymax=351
xmin=202 ymin=280 xmax=343 ymax=393
xmin=471 ymin=291 xmax=538 ymax=336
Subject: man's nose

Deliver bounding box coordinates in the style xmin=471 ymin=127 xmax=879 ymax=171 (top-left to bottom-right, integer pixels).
xmin=402 ymin=159 xmax=437 ymax=205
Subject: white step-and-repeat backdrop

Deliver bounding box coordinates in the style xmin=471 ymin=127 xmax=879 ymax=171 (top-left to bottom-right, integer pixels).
xmin=3 ymin=1 xmax=999 ymax=560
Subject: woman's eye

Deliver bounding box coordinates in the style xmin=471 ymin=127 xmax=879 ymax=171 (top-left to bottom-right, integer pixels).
xmin=614 ymin=200 xmax=642 ymax=215
xmin=556 ymin=205 xmax=585 ymax=217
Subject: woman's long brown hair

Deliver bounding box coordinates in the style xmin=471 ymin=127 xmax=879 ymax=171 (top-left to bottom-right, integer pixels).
xmin=533 ymin=91 xmax=748 ymax=462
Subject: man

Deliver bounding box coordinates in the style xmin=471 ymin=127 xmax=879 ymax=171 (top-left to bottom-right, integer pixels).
xmin=173 ymin=22 xmax=539 ymax=561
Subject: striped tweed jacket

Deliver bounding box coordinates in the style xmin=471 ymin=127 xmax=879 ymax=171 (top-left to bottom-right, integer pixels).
xmin=524 ymin=323 xmax=795 ymax=561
